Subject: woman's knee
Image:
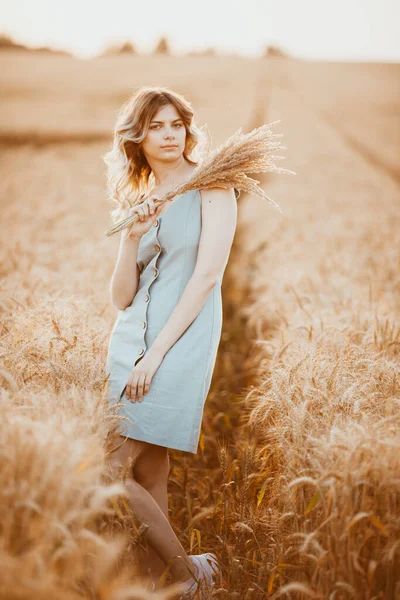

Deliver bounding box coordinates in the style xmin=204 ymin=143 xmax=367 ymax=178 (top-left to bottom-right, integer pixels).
xmin=133 ymin=443 xmax=170 ymax=488
xmin=106 ymin=435 xmax=146 ymax=480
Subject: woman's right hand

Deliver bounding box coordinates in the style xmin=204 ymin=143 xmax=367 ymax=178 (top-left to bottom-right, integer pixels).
xmin=121 ymin=195 xmax=164 ymax=241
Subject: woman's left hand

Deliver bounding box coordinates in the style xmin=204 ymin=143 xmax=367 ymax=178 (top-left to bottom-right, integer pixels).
xmin=125 ymin=347 xmax=165 ymax=403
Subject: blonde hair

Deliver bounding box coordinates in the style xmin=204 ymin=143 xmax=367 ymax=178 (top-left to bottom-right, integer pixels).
xmin=102 ymin=85 xmax=210 ymax=224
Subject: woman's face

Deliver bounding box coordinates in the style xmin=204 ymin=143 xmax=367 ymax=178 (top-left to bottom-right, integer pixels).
xmin=141 ymin=103 xmax=186 ymax=162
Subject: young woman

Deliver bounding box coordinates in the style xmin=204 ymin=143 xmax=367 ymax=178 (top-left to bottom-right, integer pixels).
xmin=104 ymin=85 xmax=239 ymax=597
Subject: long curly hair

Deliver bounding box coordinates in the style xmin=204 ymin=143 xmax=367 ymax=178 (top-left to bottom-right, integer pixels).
xmin=102 ymin=85 xmax=210 ymax=224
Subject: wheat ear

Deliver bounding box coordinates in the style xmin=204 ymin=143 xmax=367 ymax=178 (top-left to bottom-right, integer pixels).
xmin=105 ymin=120 xmax=296 ymax=237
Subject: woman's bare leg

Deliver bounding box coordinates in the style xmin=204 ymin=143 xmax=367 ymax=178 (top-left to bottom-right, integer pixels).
xmin=106 ymin=435 xmax=195 ymax=587
xmin=132 ymin=441 xmax=172 ymax=585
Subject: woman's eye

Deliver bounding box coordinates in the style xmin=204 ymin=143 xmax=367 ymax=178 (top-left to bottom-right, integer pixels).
xmin=150 ymin=123 xmax=182 ymax=130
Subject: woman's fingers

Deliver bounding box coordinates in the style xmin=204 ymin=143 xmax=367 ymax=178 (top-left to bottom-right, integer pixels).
xmin=145 ymin=196 xmax=160 ymax=217
xmin=131 ymin=196 xmax=163 ymax=223
xmin=125 ymin=371 xmax=147 ymax=403
xmin=126 ymin=373 xmax=134 ymax=401
xmin=136 ymin=373 xmax=146 ymax=402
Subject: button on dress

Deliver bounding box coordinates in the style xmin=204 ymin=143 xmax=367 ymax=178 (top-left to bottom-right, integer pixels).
xmin=106 ymin=187 xmax=240 ymax=454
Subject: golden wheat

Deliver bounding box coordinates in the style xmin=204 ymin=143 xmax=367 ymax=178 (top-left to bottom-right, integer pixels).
xmin=1 ymin=51 xmax=399 ymax=599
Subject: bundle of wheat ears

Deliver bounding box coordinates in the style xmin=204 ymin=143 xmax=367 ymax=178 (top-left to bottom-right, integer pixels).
xmin=105 ymin=120 xmax=296 ymax=237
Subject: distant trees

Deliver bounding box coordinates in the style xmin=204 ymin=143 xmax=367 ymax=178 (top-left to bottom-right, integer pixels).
xmin=0 ymin=33 xmax=24 ymax=49
xmin=100 ymin=36 xmax=171 ymax=57
xmin=101 ymin=41 xmax=138 ymax=56
xmin=0 ymin=31 xmax=294 ymax=60
xmin=263 ymin=44 xmax=291 ymax=58
xmin=0 ymin=33 xmax=70 ymax=55
xmin=118 ymin=41 xmax=137 ymax=54
xmin=153 ymin=36 xmax=170 ymax=55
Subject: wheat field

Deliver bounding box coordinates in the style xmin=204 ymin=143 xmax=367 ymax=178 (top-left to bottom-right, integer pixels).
xmin=0 ymin=51 xmax=399 ymax=599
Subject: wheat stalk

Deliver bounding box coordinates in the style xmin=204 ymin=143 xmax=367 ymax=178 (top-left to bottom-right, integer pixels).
xmin=105 ymin=120 xmax=296 ymax=237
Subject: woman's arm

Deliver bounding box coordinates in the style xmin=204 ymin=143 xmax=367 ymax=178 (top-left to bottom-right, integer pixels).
xmin=149 ymin=187 xmax=237 ymax=358
xmin=109 ymin=196 xmax=165 ymax=310
xmin=110 ymin=234 xmax=141 ymax=310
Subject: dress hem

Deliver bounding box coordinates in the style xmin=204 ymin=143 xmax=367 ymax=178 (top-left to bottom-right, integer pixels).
xmin=116 ymin=424 xmax=199 ymax=454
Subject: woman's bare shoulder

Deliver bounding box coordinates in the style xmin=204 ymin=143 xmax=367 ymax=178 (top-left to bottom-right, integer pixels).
xmin=199 ymin=187 xmax=237 ymax=202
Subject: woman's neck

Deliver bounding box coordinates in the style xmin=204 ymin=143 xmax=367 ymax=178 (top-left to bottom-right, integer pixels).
xmin=150 ymin=165 xmax=197 ymax=195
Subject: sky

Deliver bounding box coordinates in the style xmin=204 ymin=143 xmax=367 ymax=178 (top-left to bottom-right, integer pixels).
xmin=0 ymin=0 xmax=399 ymax=62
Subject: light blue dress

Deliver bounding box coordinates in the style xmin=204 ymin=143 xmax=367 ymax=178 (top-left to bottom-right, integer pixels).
xmin=106 ymin=187 xmax=239 ymax=453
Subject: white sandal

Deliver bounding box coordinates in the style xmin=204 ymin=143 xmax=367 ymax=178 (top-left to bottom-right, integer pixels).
xmin=179 ymin=553 xmax=220 ymax=599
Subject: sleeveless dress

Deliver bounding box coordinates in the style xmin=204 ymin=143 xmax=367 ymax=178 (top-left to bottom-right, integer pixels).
xmin=105 ymin=187 xmax=239 ymax=454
